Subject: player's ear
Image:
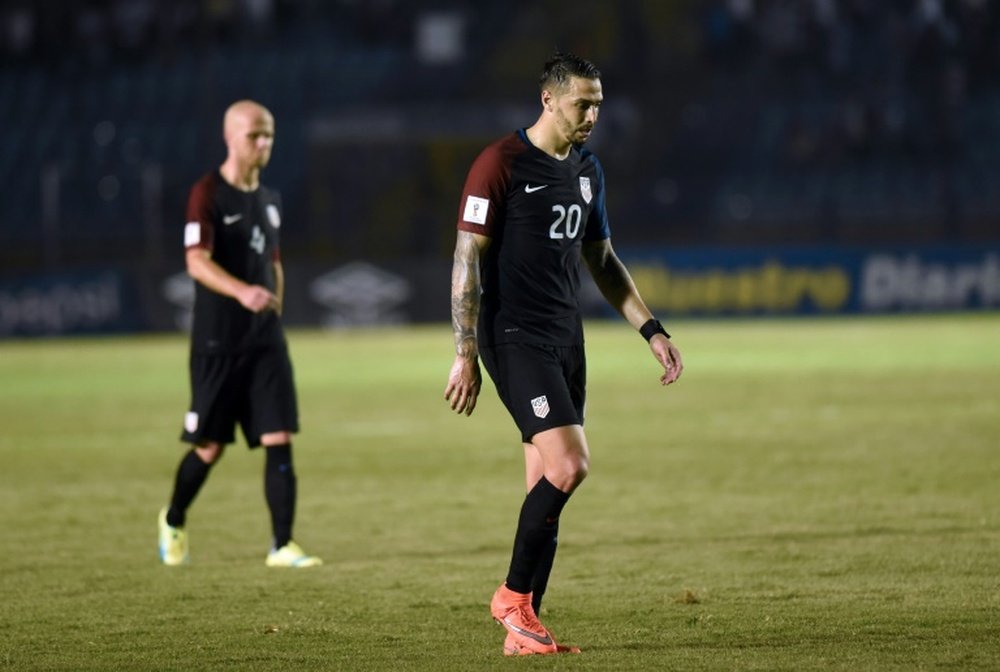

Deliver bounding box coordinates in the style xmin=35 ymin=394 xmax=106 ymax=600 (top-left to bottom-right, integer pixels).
xmin=541 ymin=89 xmax=554 ymax=112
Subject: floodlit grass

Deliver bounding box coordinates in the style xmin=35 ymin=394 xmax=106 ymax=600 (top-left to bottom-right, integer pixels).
xmin=1 ymin=314 xmax=998 ymax=671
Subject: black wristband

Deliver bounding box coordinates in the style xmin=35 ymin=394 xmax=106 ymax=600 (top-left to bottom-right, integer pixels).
xmin=640 ymin=318 xmax=670 ymax=342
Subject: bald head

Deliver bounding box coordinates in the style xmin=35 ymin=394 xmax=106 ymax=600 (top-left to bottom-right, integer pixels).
xmin=222 ymin=100 xmax=275 ymax=177
xmin=224 ymin=100 xmax=272 ymax=140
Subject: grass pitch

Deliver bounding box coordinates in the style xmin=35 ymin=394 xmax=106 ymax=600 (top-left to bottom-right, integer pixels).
xmin=1 ymin=315 xmax=998 ymax=671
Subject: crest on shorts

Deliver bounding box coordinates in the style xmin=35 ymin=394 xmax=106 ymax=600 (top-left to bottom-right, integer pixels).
xmin=184 ymin=411 xmax=199 ymax=433
xmin=530 ymin=395 xmax=550 ymax=419
xmin=579 ymin=176 xmax=592 ymax=204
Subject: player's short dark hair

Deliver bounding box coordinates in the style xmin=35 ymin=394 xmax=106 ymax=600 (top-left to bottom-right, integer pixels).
xmin=539 ymin=51 xmax=601 ymax=93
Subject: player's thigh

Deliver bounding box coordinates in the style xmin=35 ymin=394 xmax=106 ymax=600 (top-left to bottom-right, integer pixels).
xmin=531 ymin=425 xmax=589 ymax=470
xmin=182 ymin=354 xmax=240 ymax=446
xmin=481 ymin=343 xmax=583 ymax=443
xmin=241 ymin=346 xmax=299 ymax=447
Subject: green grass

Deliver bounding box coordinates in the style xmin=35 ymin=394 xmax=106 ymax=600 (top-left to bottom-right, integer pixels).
xmin=1 ymin=314 xmax=999 ymax=671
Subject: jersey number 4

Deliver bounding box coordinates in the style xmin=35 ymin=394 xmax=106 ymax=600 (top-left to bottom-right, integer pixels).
xmin=250 ymin=225 xmax=266 ymax=254
xmin=549 ymin=204 xmax=582 ymax=240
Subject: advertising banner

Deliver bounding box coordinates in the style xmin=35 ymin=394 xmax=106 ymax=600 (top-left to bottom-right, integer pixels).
xmin=619 ymin=246 xmax=1000 ymax=316
xmin=2 ymin=245 xmax=997 ymax=338
xmin=0 ymin=269 xmax=140 ymax=337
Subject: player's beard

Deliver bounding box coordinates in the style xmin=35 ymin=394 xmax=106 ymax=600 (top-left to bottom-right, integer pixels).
xmin=556 ymin=107 xmax=593 ymax=145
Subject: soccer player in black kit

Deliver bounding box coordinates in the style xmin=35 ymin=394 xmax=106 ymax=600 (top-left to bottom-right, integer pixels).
xmin=444 ymin=53 xmax=683 ymax=655
xmin=158 ymin=100 xmax=321 ymax=568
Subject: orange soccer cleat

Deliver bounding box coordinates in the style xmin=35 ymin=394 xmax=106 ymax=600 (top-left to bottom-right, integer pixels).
xmin=503 ymin=633 xmax=581 ymax=656
xmin=490 ymin=583 xmax=558 ymax=655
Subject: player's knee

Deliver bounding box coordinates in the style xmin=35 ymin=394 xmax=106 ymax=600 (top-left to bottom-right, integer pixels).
xmin=261 ymin=431 xmax=293 ymax=445
xmin=194 ymin=442 xmax=224 ymax=464
xmin=570 ymin=454 xmax=589 ymax=487
xmin=568 ymin=440 xmax=590 ymax=487
xmin=550 ymin=454 xmax=588 ymax=492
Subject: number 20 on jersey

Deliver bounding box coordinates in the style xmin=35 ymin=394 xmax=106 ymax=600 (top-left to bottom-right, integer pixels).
xmin=549 ymin=204 xmax=582 ymax=240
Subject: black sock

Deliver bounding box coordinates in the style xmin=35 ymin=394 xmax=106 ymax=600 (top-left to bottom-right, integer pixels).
xmin=264 ymin=443 xmax=296 ymax=549
xmin=505 ymin=477 xmax=570 ymax=595
xmin=167 ymin=449 xmax=213 ymax=527
xmin=531 ymin=520 xmax=559 ymax=614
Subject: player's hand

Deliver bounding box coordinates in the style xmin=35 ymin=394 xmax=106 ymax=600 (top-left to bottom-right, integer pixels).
xmin=237 ymin=285 xmax=279 ymax=313
xmin=650 ymin=334 xmax=683 ymax=386
xmin=444 ymin=355 xmax=481 ymax=416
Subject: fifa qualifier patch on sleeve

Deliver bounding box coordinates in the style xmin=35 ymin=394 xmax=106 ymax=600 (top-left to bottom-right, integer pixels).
xmin=184 ymin=222 xmax=201 ymax=247
xmin=266 ymin=204 xmax=281 ymax=228
xmin=463 ymin=195 xmax=489 ymax=225
xmin=531 ymin=395 xmax=550 ymax=419
xmin=184 ymin=411 xmax=199 ymax=433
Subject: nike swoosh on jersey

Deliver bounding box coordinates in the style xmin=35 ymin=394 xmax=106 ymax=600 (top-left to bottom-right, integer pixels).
xmin=222 ymin=213 xmax=243 ymax=225
xmin=524 ymin=184 xmax=549 ymax=193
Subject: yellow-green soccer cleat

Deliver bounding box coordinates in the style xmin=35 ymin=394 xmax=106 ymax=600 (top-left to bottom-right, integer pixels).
xmin=266 ymin=541 xmax=323 ymax=568
xmin=158 ymin=507 xmax=189 ymax=566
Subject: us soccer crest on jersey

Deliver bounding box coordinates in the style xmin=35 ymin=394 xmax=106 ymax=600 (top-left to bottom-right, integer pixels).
xmin=266 ymin=204 xmax=281 ymax=228
xmin=579 ymin=176 xmax=592 ymax=204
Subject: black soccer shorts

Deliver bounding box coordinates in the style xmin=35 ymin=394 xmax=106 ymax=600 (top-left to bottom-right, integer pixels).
xmin=181 ymin=344 xmax=299 ymax=448
xmin=480 ymin=342 xmax=586 ymax=443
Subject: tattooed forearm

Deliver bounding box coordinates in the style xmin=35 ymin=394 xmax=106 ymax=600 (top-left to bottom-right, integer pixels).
xmin=451 ymin=231 xmax=482 ymax=358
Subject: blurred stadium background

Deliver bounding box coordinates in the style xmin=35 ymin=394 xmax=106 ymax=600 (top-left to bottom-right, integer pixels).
xmin=1 ymin=0 xmax=998 ymax=337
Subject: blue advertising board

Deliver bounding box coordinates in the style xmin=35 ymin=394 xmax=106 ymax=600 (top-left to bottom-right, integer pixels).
xmin=0 ymin=269 xmax=140 ymax=337
xmin=619 ymin=246 xmax=1000 ymax=315
xmin=2 ymin=245 xmax=997 ymax=338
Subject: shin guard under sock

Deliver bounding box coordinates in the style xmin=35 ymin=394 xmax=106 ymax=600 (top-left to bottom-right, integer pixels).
xmin=167 ymin=449 xmax=214 ymax=527
xmin=264 ymin=443 xmax=297 ymax=549
xmin=505 ymin=477 xmax=570 ymax=594
xmin=531 ymin=521 xmax=559 ymax=614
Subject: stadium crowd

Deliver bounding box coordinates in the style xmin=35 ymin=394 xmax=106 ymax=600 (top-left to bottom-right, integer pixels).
xmin=1 ymin=0 xmax=997 ymax=268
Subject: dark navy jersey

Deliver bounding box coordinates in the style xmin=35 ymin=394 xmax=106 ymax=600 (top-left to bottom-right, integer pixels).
xmin=457 ymin=129 xmax=611 ymax=346
xmin=183 ymin=170 xmax=285 ymax=355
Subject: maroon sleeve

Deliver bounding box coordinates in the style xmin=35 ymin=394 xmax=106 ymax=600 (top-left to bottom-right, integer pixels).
xmin=183 ymin=175 xmax=216 ymax=251
xmin=456 ymin=139 xmax=512 ymax=238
